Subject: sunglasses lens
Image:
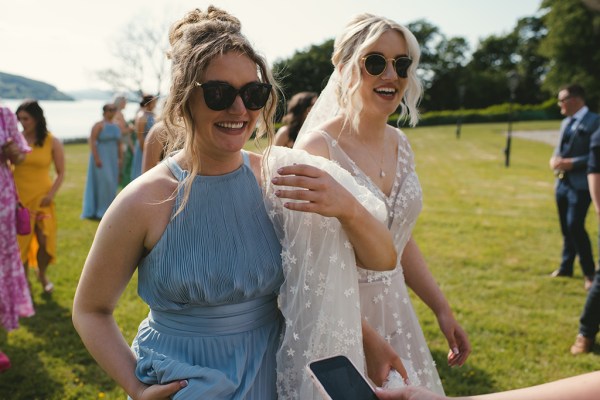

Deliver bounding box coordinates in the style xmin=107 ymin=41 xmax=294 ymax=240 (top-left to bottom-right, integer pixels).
xmin=364 ymin=54 xmax=387 ymax=76
xmin=394 ymin=57 xmax=412 ymax=78
xmin=241 ymin=83 xmax=271 ymax=110
xmin=202 ymin=83 xmax=237 ymax=111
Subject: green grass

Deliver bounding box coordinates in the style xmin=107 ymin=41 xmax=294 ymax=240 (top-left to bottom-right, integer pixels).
xmin=2 ymin=120 xmax=597 ymax=399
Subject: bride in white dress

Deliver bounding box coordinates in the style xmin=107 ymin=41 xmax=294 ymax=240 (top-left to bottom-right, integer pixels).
xmin=293 ymin=12 xmax=472 ymax=395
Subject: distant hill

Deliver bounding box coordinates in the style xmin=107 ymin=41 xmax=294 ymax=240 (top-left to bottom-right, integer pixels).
xmin=0 ymin=71 xmax=74 ymax=101
xmin=65 ymin=89 xmax=115 ymax=101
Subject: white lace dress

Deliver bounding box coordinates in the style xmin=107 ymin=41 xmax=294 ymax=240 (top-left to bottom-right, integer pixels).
xmin=262 ymin=146 xmax=388 ymax=399
xmin=315 ymin=128 xmax=445 ymax=395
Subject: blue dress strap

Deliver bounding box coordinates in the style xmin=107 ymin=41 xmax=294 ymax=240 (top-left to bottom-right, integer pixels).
xmin=164 ymin=157 xmax=185 ymax=182
xmin=241 ymin=150 xmax=251 ymax=168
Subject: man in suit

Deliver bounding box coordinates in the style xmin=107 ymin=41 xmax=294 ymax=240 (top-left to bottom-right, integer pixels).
xmin=550 ymin=84 xmax=600 ymax=291
xmin=571 ymin=124 xmax=600 ymax=354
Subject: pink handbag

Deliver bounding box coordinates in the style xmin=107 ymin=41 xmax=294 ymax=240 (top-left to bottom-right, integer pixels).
xmin=16 ymin=201 xmax=31 ymax=235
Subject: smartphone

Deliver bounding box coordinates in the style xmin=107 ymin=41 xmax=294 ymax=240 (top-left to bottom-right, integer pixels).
xmin=306 ymin=354 xmax=379 ymax=400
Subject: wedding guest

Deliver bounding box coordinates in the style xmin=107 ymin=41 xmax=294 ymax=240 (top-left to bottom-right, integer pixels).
xmin=73 ymin=6 xmax=395 ymax=399
xmin=141 ymin=120 xmax=167 ymax=172
xmin=549 ymin=84 xmax=599 ymax=291
xmin=0 ymin=103 xmax=35 ymax=373
xmin=570 ymin=123 xmax=600 ymax=354
xmin=81 ymin=104 xmax=122 ymax=220
xmin=130 ymin=95 xmax=157 ymax=180
xmin=294 ymin=13 xmax=471 ymax=392
xmin=113 ymin=95 xmax=135 ymax=188
xmin=14 ymin=100 xmax=65 ymax=294
xmin=274 ymin=91 xmax=318 ymax=148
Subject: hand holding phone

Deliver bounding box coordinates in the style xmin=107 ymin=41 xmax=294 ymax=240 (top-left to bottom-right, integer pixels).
xmin=307 ymin=355 xmax=379 ymax=400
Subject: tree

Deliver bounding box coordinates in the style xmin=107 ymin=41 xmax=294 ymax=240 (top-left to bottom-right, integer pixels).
xmin=272 ymin=39 xmax=334 ymax=119
xmin=407 ymin=20 xmax=470 ymax=111
xmin=97 ymin=13 xmax=171 ymax=96
xmin=540 ymin=0 xmax=600 ymax=110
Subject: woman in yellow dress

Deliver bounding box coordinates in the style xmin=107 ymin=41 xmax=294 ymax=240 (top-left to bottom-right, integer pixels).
xmin=14 ymin=100 xmax=65 ymax=294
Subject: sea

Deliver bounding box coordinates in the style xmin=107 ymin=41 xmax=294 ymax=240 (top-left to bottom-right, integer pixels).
xmin=1 ymin=99 xmax=145 ymax=142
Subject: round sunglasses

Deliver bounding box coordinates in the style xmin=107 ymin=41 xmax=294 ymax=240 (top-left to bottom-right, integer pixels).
xmin=361 ymin=53 xmax=413 ymax=78
xmin=195 ymin=81 xmax=272 ymax=111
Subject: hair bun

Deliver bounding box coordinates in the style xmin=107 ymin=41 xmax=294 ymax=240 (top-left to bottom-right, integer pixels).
xmin=168 ymin=6 xmax=240 ymax=48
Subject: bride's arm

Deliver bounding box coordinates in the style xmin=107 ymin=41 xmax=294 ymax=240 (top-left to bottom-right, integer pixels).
xmin=272 ymin=161 xmax=396 ymax=271
xmin=287 ymin=135 xmax=397 ymax=270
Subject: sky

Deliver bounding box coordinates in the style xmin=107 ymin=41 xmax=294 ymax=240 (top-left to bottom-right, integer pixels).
xmin=1 ymin=0 xmax=543 ymax=93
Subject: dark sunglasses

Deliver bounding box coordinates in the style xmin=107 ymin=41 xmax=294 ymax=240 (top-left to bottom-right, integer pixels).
xmin=195 ymin=81 xmax=272 ymax=111
xmin=361 ymin=53 xmax=413 ymax=78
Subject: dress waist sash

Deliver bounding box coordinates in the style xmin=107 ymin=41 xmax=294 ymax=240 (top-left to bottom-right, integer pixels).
xmin=148 ymin=295 xmax=280 ymax=336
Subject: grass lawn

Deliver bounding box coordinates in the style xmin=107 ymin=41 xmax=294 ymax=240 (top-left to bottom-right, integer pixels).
xmin=2 ymin=120 xmax=598 ymax=399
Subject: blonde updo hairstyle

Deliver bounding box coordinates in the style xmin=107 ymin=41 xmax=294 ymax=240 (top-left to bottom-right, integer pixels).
xmin=161 ymin=6 xmax=279 ymax=212
xmin=332 ymin=13 xmax=422 ymax=130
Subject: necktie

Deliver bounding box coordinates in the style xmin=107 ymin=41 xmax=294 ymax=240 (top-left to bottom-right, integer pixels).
xmin=560 ymin=118 xmax=577 ymax=153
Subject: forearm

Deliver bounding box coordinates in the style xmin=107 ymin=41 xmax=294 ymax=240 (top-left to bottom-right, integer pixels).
xmin=588 ymin=173 xmax=600 ymax=217
xmin=402 ymin=237 xmax=452 ymax=317
xmin=73 ymin=311 xmax=146 ymax=398
xmin=47 ymin=174 xmax=64 ymax=200
xmin=457 ymin=371 xmax=600 ymax=400
xmin=340 ymin=202 xmax=396 ymax=271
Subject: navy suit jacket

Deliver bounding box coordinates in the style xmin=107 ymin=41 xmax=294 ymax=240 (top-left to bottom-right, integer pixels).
xmin=553 ymin=110 xmax=600 ymax=190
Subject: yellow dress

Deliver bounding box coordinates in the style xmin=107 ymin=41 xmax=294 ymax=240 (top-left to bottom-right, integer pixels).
xmin=13 ymin=133 xmax=57 ymax=267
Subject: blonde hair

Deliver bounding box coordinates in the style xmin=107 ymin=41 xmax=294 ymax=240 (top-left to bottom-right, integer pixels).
xmin=332 ymin=13 xmax=422 ymax=130
xmin=161 ymin=6 xmax=279 ymax=214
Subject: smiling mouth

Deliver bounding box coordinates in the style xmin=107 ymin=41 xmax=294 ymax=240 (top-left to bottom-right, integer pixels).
xmin=216 ymin=121 xmax=245 ymax=129
xmin=374 ymin=87 xmax=397 ymax=96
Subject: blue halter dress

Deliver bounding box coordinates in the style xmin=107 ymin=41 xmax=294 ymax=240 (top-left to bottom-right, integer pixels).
xmin=131 ymin=152 xmax=284 ymax=399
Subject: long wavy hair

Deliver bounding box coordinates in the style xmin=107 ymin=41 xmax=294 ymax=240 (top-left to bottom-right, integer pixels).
xmin=161 ymin=6 xmax=280 ymax=214
xmin=16 ymin=99 xmax=48 ymax=146
xmin=332 ymin=13 xmax=423 ymax=130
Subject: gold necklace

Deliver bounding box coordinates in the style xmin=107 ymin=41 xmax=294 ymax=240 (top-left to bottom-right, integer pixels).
xmin=358 ymin=134 xmax=387 ymax=178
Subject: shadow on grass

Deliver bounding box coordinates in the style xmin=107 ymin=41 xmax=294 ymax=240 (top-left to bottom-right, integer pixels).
xmin=2 ymin=294 xmax=118 ymax=399
xmin=432 ymin=349 xmax=497 ymax=396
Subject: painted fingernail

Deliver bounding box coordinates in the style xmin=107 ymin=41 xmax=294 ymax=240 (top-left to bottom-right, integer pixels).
xmin=180 ymin=380 xmax=189 ymax=388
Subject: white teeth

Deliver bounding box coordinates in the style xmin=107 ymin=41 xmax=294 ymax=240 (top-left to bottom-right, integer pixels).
xmin=375 ymin=87 xmax=396 ymax=94
xmin=217 ymin=121 xmax=244 ymax=129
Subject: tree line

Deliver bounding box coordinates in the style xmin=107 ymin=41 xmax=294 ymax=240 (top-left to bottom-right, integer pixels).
xmin=273 ymin=0 xmax=600 ymax=113
xmin=100 ymin=0 xmax=600 ymax=115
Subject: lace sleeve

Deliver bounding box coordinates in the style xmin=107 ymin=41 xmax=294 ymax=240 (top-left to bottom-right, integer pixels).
xmin=263 ymin=146 xmax=386 ymax=399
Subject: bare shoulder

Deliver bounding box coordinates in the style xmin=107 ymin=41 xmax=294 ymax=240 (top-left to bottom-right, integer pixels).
xmin=51 ymin=135 xmax=64 ymax=149
xmin=294 ymin=125 xmax=335 ymax=159
xmin=274 ymin=125 xmax=291 ymax=146
xmin=246 ymin=150 xmax=264 ymax=181
xmin=110 ymin=164 xmax=178 ymax=244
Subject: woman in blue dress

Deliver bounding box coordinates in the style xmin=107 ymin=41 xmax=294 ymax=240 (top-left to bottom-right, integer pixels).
xmin=72 ymin=6 xmax=397 ymax=400
xmin=130 ymin=95 xmax=157 ymax=181
xmin=81 ymin=104 xmax=122 ymax=220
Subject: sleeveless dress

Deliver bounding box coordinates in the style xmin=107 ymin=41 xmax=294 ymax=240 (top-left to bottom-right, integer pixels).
xmin=315 ymin=129 xmax=445 ymax=394
xmin=131 ymin=152 xmax=284 ymax=400
xmin=13 ymin=133 xmax=58 ymax=267
xmin=0 ymin=106 xmax=34 ymax=331
xmin=81 ymin=122 xmax=121 ymax=219
xmin=130 ymin=111 xmax=155 ymax=181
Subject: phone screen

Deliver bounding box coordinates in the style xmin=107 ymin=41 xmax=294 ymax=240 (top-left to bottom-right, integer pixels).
xmin=308 ymin=355 xmax=379 ymax=400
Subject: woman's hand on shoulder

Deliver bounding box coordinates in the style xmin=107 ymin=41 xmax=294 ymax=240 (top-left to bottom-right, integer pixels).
xmin=271 ymin=163 xmax=356 ymax=219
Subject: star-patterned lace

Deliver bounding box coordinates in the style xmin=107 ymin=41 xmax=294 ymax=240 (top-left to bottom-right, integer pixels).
xmin=263 ymin=146 xmax=388 ymax=399
xmin=315 ymin=128 xmax=445 ymax=395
